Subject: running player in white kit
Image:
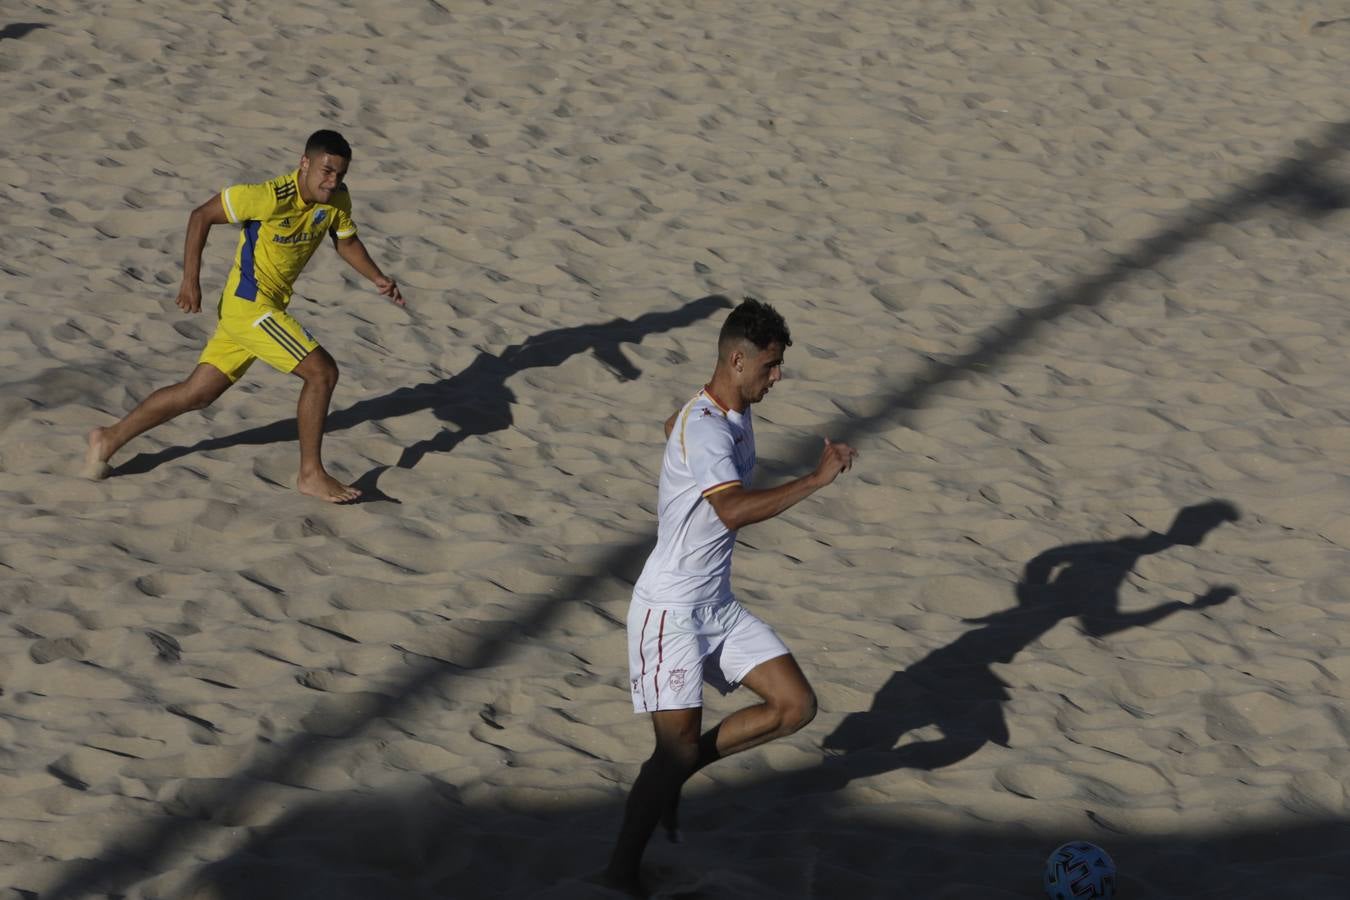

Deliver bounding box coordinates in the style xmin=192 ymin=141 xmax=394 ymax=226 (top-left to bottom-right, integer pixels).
xmin=605 ymin=298 xmax=858 ymax=894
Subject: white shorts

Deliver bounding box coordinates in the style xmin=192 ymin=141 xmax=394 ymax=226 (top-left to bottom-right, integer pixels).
xmin=627 ymin=596 xmax=790 ymax=713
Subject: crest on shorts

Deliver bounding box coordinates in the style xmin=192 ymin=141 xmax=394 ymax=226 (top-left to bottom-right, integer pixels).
xmin=313 ymin=209 xmax=328 ymax=226
xmin=668 ymin=669 xmax=686 ymax=690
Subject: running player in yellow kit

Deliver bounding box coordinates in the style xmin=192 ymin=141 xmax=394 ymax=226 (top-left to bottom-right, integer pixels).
xmin=85 ymin=130 xmax=403 ymax=502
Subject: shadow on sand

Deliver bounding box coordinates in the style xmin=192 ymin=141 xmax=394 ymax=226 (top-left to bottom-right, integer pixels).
xmin=821 ymin=501 xmax=1240 ymax=774
xmin=36 ymin=121 xmax=1350 ymax=899
xmin=185 ymin=749 xmax=1350 ymax=899
xmin=0 ymin=22 xmax=47 ymax=41
xmin=113 ymin=294 xmax=732 ymax=501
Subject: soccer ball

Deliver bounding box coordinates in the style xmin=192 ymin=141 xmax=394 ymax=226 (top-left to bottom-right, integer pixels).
xmin=1043 ymin=841 xmax=1116 ymax=899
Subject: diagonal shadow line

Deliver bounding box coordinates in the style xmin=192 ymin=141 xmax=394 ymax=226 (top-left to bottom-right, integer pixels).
xmin=772 ymin=119 xmax=1350 ymax=462
xmin=112 ymin=294 xmax=733 ymax=481
xmin=43 ymin=119 xmax=1350 ymax=898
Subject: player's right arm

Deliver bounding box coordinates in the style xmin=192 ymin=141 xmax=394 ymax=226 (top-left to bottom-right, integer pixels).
xmin=176 ymin=194 xmax=230 ymax=313
xmin=704 ymin=438 xmax=857 ymax=531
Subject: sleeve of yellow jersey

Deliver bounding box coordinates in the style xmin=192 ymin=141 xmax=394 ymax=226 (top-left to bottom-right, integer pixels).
xmin=219 ymin=181 xmax=280 ymax=225
xmin=331 ymin=188 xmax=358 ymax=239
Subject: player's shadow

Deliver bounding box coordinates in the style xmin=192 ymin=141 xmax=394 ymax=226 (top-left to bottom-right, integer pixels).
xmin=0 ymin=22 xmax=47 ymax=40
xmin=113 ymin=294 xmax=732 ymax=497
xmin=819 ymin=501 xmax=1241 ymax=776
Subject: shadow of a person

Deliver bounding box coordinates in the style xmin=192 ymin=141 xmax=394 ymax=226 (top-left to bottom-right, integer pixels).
xmin=821 ymin=501 xmax=1240 ymax=775
xmin=114 ymin=295 xmax=732 ymax=500
xmin=347 ymin=297 xmax=731 ymax=499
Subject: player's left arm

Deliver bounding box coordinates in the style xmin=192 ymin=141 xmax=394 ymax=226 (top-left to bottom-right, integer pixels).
xmin=333 ymin=233 xmax=404 ymax=305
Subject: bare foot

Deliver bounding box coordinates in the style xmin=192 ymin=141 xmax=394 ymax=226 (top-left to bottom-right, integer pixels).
xmin=297 ymin=470 xmax=361 ymax=503
xmin=84 ymin=428 xmax=114 ymax=479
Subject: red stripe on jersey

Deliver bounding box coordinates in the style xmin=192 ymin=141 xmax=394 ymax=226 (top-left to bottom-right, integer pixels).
xmin=652 ymin=610 xmax=667 ymax=707
xmin=637 ymin=608 xmax=652 ymax=712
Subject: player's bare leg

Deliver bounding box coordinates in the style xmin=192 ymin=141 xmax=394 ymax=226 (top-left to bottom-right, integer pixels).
xmin=660 ymin=654 xmax=816 ymax=841
xmin=85 ymin=363 xmax=232 ymax=478
xmin=292 ymin=347 xmax=359 ymax=502
xmin=606 ymin=707 xmax=702 ymax=895
xmin=607 ymin=655 xmax=816 ymax=892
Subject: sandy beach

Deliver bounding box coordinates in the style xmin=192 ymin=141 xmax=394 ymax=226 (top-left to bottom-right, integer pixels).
xmin=3 ymin=0 xmax=1350 ymax=896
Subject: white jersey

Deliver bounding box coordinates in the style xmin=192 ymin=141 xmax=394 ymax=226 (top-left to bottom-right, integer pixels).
xmin=633 ymin=387 xmax=756 ymax=610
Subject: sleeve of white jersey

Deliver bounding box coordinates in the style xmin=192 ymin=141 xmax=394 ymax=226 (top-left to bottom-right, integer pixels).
xmin=685 ymin=413 xmax=741 ymax=498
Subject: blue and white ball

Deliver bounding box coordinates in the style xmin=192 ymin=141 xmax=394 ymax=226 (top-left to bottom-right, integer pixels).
xmin=1043 ymin=841 xmax=1116 ymax=899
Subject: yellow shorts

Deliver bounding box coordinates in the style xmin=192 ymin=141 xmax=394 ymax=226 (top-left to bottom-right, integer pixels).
xmin=198 ymin=297 xmax=320 ymax=382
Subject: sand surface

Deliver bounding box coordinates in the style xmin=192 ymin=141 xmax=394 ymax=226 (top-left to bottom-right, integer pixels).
xmin=3 ymin=1 xmax=1350 ymax=897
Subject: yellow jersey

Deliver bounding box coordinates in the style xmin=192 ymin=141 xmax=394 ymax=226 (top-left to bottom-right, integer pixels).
xmin=219 ymin=170 xmax=358 ymax=309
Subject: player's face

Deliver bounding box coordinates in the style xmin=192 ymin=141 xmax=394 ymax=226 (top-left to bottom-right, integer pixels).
xmin=299 ymin=152 xmax=349 ymax=204
xmin=741 ymin=341 xmax=785 ymax=403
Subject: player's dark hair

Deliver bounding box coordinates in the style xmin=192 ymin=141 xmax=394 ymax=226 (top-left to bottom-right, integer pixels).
xmin=719 ymin=297 xmax=791 ymax=352
xmin=304 ymin=129 xmax=352 ymax=160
